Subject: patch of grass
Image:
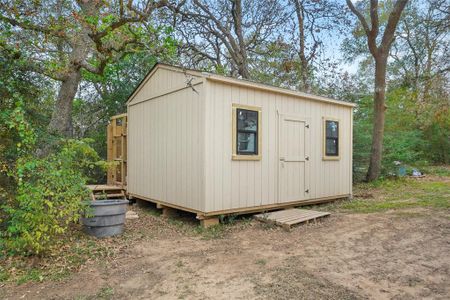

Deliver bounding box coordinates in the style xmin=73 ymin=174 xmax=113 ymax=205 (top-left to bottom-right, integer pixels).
xmin=46 ymin=269 xmax=72 ymax=281
xmin=240 ymin=216 xmax=254 ymax=226
xmin=194 ymin=224 xmax=227 ymax=240
xmin=421 ymin=165 xmax=450 ymax=177
xmin=256 ymin=212 xmax=278 ymax=230
xmin=261 ymin=222 xmax=277 ymax=230
xmin=255 ymin=259 xmax=267 ymax=266
xmin=16 ymin=269 xmax=44 ymax=285
xmin=75 ymin=286 xmax=115 ymax=300
xmin=96 ymin=286 xmax=114 ymax=299
xmin=165 ymin=214 xmax=252 ymax=240
xmin=326 ymin=177 xmax=449 ymax=214
xmin=168 ymin=218 xmax=187 ymax=228
xmin=339 ymin=199 xmax=417 ymax=213
xmin=142 ymin=207 xmax=162 ymax=217
xmin=166 ymin=218 xmax=201 ymax=236
xmin=61 ymin=238 xmax=116 ymax=274
xmin=175 ymin=260 xmax=184 ymax=268
xmin=219 ymin=214 xmax=239 ymax=224
xmin=0 ymin=267 xmax=9 ymax=282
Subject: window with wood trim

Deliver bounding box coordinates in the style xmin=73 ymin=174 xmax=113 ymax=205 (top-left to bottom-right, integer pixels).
xmin=323 ymin=118 xmax=339 ymax=159
xmin=232 ymin=104 xmax=261 ymax=160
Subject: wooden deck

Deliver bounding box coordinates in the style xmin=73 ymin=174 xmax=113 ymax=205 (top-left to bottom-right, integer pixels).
xmin=254 ymin=208 xmax=330 ymax=230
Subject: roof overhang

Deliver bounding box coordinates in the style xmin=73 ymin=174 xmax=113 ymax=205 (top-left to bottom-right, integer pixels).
xmin=204 ymin=74 xmax=356 ymax=108
xmin=125 ymin=63 xmax=356 ymax=108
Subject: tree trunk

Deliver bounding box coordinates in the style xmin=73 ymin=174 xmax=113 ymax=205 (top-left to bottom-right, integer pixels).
xmin=47 ymin=69 xmax=82 ymax=137
xmin=231 ymin=0 xmax=250 ymax=80
xmin=366 ymin=55 xmax=388 ymax=181
xmin=238 ymin=61 xmax=250 ymax=79
xmin=293 ymin=0 xmax=310 ymax=92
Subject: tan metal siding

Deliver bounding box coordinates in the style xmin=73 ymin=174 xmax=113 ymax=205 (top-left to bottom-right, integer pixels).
xmin=127 ymin=79 xmax=205 ymax=211
xmin=204 ymin=80 xmax=352 ymax=212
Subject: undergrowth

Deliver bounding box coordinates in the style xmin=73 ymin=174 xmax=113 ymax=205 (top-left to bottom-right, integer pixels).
xmin=0 ymin=226 xmax=123 ymax=285
xmin=321 ymin=176 xmax=449 ymax=213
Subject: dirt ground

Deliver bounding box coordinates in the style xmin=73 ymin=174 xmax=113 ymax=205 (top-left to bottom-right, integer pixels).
xmin=2 ymin=201 xmax=449 ymax=300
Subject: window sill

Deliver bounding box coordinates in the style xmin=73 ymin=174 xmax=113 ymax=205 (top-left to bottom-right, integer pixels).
xmin=323 ymin=156 xmax=340 ymax=161
xmin=232 ymin=154 xmax=261 ymax=161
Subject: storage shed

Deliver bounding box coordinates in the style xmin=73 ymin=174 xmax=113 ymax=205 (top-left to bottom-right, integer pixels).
xmin=126 ymin=63 xmax=355 ymax=224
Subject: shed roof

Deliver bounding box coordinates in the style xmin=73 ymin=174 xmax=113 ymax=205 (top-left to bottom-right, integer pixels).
xmin=126 ymin=63 xmax=356 ymax=108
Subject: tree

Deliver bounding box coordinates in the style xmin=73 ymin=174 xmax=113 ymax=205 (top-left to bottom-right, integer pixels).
xmin=390 ymin=0 xmax=449 ymax=118
xmin=73 ymin=40 xmax=177 ymax=161
xmin=172 ymin=0 xmax=287 ymax=78
xmin=346 ymin=0 xmax=408 ymax=181
xmin=388 ymin=0 xmax=449 ymax=164
xmin=289 ymin=0 xmax=347 ymax=92
xmin=0 ymin=0 xmax=168 ymax=138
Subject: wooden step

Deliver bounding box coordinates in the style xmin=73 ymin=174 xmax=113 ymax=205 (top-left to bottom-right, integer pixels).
xmin=255 ymin=208 xmax=330 ymax=231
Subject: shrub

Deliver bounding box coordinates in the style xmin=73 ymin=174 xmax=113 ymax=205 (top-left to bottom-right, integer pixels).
xmin=381 ymin=129 xmax=426 ymax=175
xmin=422 ymin=113 xmax=450 ymax=164
xmin=0 ymin=103 xmax=106 ymax=255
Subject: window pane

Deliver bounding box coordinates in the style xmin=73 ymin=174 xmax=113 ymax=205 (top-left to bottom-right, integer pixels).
xmin=326 ymin=138 xmax=338 ymax=155
xmin=237 ymin=109 xmax=258 ymax=132
xmin=237 ymin=132 xmax=256 ymax=153
xmin=326 ymin=121 xmax=338 ymax=138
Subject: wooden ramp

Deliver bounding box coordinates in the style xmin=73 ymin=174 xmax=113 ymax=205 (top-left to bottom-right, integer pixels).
xmin=254 ymin=208 xmax=330 ymax=230
xmin=87 ymin=184 xmax=125 ymax=200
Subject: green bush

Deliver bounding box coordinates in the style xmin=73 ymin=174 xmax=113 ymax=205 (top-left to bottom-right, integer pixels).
xmin=422 ymin=115 xmax=450 ymax=164
xmin=351 ymin=87 xmax=445 ymax=181
xmin=381 ymin=129 xmax=426 ymax=175
xmin=0 ymin=103 xmax=106 ymax=255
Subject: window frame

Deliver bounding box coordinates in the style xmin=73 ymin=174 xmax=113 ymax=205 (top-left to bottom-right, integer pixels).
xmin=232 ymin=103 xmax=262 ymax=161
xmin=323 ymin=117 xmax=340 ymax=160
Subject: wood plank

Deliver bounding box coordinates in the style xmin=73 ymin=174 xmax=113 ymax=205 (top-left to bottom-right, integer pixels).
xmin=255 ymin=209 xmax=299 ymax=219
xmin=257 ymin=210 xmax=318 ymax=222
xmin=254 ymin=208 xmax=330 ymax=230
xmin=259 ymin=211 xmax=299 ymax=220
xmin=284 ymin=213 xmax=330 ymax=225
xmin=276 ymin=213 xmax=318 ymax=223
xmin=87 ymin=184 xmax=123 ymax=191
xmin=275 ymin=210 xmax=320 ymax=222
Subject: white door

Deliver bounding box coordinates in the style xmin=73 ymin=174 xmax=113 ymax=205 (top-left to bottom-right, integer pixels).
xmin=278 ymin=114 xmax=310 ymax=203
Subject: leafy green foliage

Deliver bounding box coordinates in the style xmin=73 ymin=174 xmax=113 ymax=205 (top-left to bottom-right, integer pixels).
xmin=350 ymin=81 xmax=447 ymax=181
xmin=0 ymin=104 xmax=106 ymax=255
xmin=422 ymin=112 xmax=450 ymax=164
xmin=74 ymin=27 xmax=177 ymax=165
